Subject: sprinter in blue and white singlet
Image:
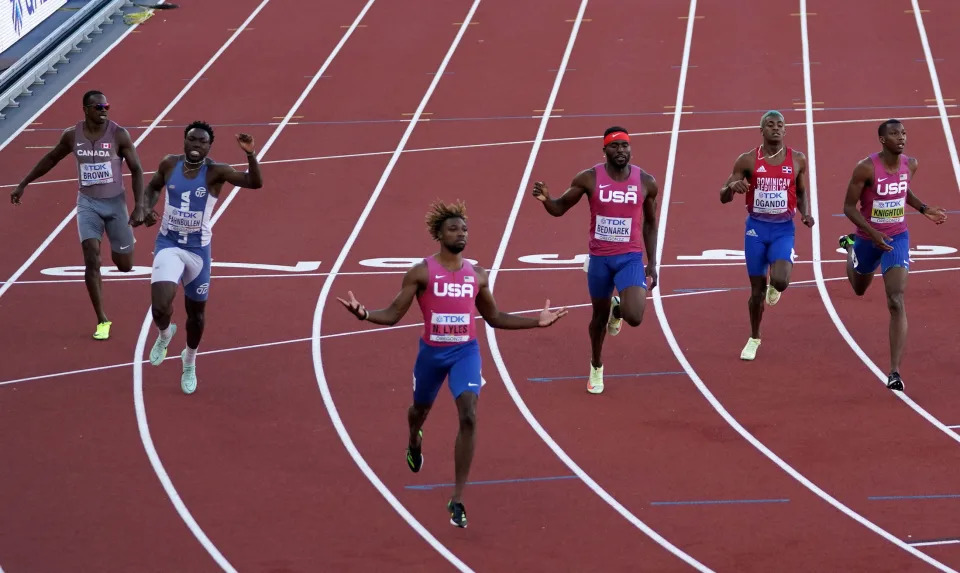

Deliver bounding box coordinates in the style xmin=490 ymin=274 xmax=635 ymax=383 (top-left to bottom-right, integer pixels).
xmin=140 ymin=121 xmax=263 ymax=394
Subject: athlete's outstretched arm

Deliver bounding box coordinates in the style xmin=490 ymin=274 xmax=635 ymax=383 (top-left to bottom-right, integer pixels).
xmin=794 ymin=152 xmax=815 ymax=227
xmin=720 ymin=152 xmax=752 ymax=204
xmin=10 ymin=129 xmax=73 ymax=204
xmin=640 ymin=172 xmax=660 ymax=289
xmin=903 ymin=158 xmax=947 ymax=224
xmin=138 ymin=155 xmax=177 ymax=226
xmin=843 ymin=159 xmax=892 ymax=250
xmin=531 ymin=169 xmax=593 ymax=216
xmin=338 ymin=263 xmax=425 ymax=326
xmin=212 ymin=133 xmax=262 ymax=189
xmin=473 ymin=267 xmax=567 ymax=329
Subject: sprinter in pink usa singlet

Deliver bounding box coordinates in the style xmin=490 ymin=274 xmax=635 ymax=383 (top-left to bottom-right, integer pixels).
xmin=531 ymin=126 xmax=660 ymax=395
xmin=837 ymin=119 xmax=948 ymax=392
xmin=336 ymin=200 xmax=568 ymax=529
xmin=417 ymin=255 xmax=478 ymax=345
xmin=587 ymin=158 xmax=646 ymax=256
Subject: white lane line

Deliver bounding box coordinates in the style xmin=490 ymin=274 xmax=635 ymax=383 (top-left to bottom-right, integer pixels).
xmin=306 ymin=2 xmax=483 ymax=571
xmin=5 ymin=112 xmax=955 ymax=190
xmin=131 ymin=1 xmax=379 ymax=571
xmin=648 ymin=1 xmax=955 ymax=570
xmin=0 ymin=0 xmax=273 ymax=303
xmin=910 ymin=0 xmax=960 ymax=192
xmin=802 ymin=0 xmax=960 ymax=446
xmin=481 ymin=0 xmax=713 ymax=570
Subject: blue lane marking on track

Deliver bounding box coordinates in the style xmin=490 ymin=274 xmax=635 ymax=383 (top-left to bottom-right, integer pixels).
xmin=406 ymin=477 xmax=960 ymax=503
xmin=671 ymin=284 xmax=819 ymax=294
xmin=406 ymin=475 xmax=578 ymax=490
xmin=650 ymin=498 xmax=791 ymax=506
xmin=528 ymin=371 xmax=686 ymax=382
xmin=907 ymin=537 xmax=960 ymax=547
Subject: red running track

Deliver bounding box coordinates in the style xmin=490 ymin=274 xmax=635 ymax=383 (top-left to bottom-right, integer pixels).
xmin=1 ymin=0 xmax=959 ymax=571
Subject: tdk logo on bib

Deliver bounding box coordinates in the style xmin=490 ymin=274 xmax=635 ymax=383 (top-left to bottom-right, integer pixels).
xmin=434 ymin=314 xmax=468 ymax=324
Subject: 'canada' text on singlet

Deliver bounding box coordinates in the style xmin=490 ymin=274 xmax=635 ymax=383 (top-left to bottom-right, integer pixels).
xmin=74 ymin=120 xmax=125 ymax=199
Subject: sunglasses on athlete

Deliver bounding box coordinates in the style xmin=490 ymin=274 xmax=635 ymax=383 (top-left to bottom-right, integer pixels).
xmin=85 ymin=103 xmax=110 ymax=111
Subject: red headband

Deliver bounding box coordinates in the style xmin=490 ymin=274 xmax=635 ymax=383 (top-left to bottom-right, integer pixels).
xmin=603 ymin=131 xmax=630 ymax=146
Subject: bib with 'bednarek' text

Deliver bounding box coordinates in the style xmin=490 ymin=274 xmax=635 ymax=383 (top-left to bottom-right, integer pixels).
xmin=594 ymin=215 xmax=631 ymax=243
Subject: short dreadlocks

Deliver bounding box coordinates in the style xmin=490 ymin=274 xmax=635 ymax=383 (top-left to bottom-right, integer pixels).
xmin=425 ymin=199 xmax=467 ymax=241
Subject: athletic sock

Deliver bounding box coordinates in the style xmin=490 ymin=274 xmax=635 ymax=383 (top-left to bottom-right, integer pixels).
xmin=159 ymin=325 xmax=173 ymax=341
xmin=183 ymin=346 xmax=198 ymax=366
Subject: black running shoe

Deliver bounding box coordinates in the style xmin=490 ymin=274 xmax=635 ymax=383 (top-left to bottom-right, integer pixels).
xmin=887 ymin=371 xmax=905 ymax=392
xmin=447 ymin=499 xmax=467 ymax=528
xmin=406 ymin=430 xmax=423 ymax=473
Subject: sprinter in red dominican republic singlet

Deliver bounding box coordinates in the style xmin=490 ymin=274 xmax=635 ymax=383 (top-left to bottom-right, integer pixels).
xmin=746 ymin=146 xmax=797 ymax=223
xmin=417 ymin=255 xmax=479 ymax=346
xmin=740 ymin=144 xmax=801 ymax=283
xmin=721 ymin=110 xmax=816 ymax=363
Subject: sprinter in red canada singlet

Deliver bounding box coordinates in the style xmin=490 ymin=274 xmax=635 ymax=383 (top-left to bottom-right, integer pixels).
xmin=720 ymin=110 xmax=815 ymax=362
xmin=838 ymin=119 xmax=947 ymax=391
xmin=531 ymin=126 xmax=660 ymax=395
xmin=338 ymin=199 xmax=567 ymax=528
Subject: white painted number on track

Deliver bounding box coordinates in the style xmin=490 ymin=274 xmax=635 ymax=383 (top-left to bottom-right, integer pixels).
xmin=34 ymin=245 xmax=957 ymax=277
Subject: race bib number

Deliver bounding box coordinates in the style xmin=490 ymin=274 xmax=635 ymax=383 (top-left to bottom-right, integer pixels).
xmin=752 ymin=190 xmax=788 ymax=214
xmin=79 ymin=161 xmax=114 ymax=187
xmin=164 ymin=208 xmax=203 ymax=233
xmin=594 ymin=216 xmax=631 ymax=243
xmin=429 ymin=313 xmax=471 ymax=343
xmin=871 ymin=197 xmax=905 ymax=224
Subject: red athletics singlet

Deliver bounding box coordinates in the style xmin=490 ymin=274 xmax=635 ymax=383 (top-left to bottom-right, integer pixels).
xmin=746 ymin=146 xmax=797 ymax=223
xmin=588 ymin=163 xmax=646 ymax=256
xmin=856 ymin=152 xmax=911 ymax=239
xmin=417 ymin=256 xmax=478 ymax=347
